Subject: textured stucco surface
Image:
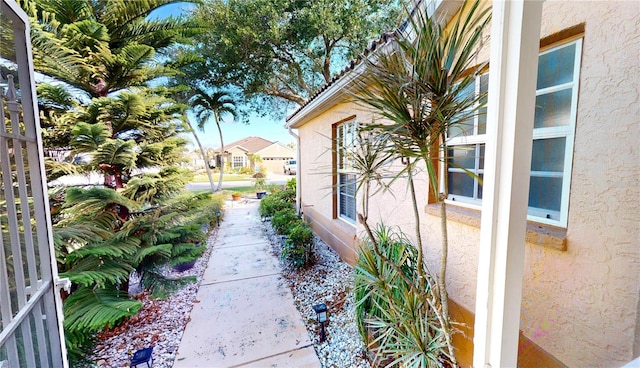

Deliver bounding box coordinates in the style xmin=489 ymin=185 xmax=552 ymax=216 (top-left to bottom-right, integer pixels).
xmin=520 ymin=2 xmax=640 ymax=366
xmin=294 ymin=2 xmax=639 ymax=367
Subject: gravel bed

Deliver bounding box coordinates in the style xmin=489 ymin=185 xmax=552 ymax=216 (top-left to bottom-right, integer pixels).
xmin=88 ymin=227 xmax=219 ymax=368
xmin=262 ymin=222 xmax=371 ymax=368
xmin=87 ymin=211 xmax=370 ymax=368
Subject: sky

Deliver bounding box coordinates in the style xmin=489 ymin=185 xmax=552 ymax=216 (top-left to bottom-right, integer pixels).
xmin=186 ymin=112 xmax=296 ymax=150
xmin=149 ymin=3 xmax=297 ymax=150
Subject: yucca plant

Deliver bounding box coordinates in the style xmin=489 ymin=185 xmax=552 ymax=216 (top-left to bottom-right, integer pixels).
xmin=355 ymin=225 xmax=449 ymax=367
xmin=353 ymin=1 xmax=491 ymax=364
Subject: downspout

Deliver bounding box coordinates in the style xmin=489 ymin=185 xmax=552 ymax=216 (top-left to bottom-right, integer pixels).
xmin=288 ymin=126 xmax=301 ymax=215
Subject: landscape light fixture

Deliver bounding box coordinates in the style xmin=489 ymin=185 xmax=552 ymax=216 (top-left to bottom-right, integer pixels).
xmin=312 ymin=303 xmax=328 ymax=342
xmin=130 ymin=346 xmax=153 ymax=368
xmin=215 ymin=210 xmax=222 ymax=226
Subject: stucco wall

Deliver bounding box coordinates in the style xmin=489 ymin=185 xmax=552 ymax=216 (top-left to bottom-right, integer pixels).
xmin=406 ymin=2 xmax=639 ymax=367
xmin=298 ymin=102 xmax=367 ymax=223
xmin=520 ymin=2 xmax=640 ymax=366
xmin=294 ymin=2 xmax=639 ymax=367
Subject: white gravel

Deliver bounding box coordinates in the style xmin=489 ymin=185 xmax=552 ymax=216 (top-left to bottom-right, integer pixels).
xmin=262 ymin=224 xmax=371 ymax=368
xmin=88 ymin=229 xmax=218 ymax=368
xmin=88 ymin=213 xmax=370 ymax=368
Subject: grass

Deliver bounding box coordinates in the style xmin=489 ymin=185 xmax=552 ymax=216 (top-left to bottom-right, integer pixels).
xmin=191 ymin=173 xmax=251 ymax=183
xmin=191 ymin=186 xmax=256 ymax=197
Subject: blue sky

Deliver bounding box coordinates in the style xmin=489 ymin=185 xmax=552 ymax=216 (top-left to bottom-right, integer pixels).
xmin=149 ymin=2 xmax=296 ymax=149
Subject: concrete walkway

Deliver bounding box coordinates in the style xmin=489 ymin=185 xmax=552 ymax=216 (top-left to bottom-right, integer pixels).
xmin=175 ymin=199 xmax=320 ymax=368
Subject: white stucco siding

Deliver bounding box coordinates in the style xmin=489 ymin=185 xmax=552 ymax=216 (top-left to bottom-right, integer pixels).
xmin=421 ymin=2 xmax=640 ymax=366
xmin=360 ymin=2 xmax=640 ymax=366
xmin=520 ymin=2 xmax=640 ymax=366
xmin=299 ymin=103 xmax=358 ymax=219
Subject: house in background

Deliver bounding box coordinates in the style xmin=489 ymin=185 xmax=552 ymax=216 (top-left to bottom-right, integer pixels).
xmin=215 ymin=136 xmax=295 ymax=174
xmin=286 ymin=1 xmax=639 ymax=367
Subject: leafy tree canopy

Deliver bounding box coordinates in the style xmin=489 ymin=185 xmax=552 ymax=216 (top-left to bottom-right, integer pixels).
xmin=191 ymin=0 xmax=403 ymax=114
xmin=20 ymin=0 xmax=205 ymax=98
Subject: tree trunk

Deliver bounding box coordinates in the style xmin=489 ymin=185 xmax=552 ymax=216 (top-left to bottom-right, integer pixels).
xmin=184 ymin=114 xmax=216 ymax=194
xmin=215 ymin=115 xmax=224 ymax=191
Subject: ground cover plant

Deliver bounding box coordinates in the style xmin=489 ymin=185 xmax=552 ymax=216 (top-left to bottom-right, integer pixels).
xmin=281 ymin=222 xmax=314 ymax=269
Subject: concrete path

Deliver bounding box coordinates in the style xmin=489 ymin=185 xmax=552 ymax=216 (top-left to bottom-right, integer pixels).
xmin=175 ymin=199 xmax=320 ymax=368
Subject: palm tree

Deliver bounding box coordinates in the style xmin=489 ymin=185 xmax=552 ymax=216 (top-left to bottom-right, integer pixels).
xmin=189 ymin=88 xmax=239 ymax=191
xmin=354 ymin=1 xmax=490 ymax=364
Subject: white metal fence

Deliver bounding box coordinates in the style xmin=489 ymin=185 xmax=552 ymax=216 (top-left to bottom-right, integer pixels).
xmin=1 ymin=0 xmax=67 ymax=367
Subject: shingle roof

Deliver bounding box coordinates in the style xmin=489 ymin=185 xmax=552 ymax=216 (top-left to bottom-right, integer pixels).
xmin=221 ymin=136 xmax=274 ymax=153
xmin=286 ymin=31 xmax=397 ymax=123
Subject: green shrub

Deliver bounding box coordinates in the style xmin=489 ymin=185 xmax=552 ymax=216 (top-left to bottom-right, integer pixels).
xmin=281 ymin=223 xmax=314 ymax=268
xmin=271 ymin=209 xmax=300 ymax=235
xmin=259 ymin=190 xmax=295 ymax=217
xmin=273 ymin=188 xmax=295 ymax=203
xmin=286 ymin=178 xmax=296 ymax=191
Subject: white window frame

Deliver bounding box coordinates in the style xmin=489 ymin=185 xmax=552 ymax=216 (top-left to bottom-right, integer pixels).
xmin=445 ymin=72 xmax=489 ymax=207
xmin=444 ymin=39 xmax=582 ymax=228
xmin=336 ymin=120 xmax=357 ymax=224
xmin=232 ymin=155 xmax=246 ymax=168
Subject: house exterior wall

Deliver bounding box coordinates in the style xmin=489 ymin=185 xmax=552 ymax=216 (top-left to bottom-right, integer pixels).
xmin=386 ymin=2 xmax=640 ymax=366
xmin=293 ymin=2 xmax=639 ymax=367
xmin=225 ymin=147 xmax=248 ymax=169
xmin=297 ymin=102 xmax=366 ymax=263
xmin=255 ymin=143 xmax=295 ymax=174
xmin=519 ymin=2 xmax=639 ymax=365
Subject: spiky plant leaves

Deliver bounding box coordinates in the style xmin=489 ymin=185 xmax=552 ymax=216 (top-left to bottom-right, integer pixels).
xmin=169 ymin=243 xmax=205 ymax=266
xmin=36 ymin=83 xmax=78 ymax=113
xmin=63 ymin=286 xmax=142 ymax=334
xmin=354 ymin=225 xmax=455 ymax=367
xmin=353 ymin=2 xmax=491 ymax=364
xmin=133 ymin=243 xmax=173 ymax=265
xmin=63 ymin=187 xmax=139 ymax=214
xmin=136 ymin=138 xmax=190 ymax=168
xmin=65 ymin=237 xmax=141 ymax=263
xmin=70 ymin=122 xmax=109 ymax=152
xmin=93 ymin=139 xmax=138 ymax=170
xmin=60 ymin=258 xmax=134 ymax=288
xmin=140 ymin=268 xmax=197 ymax=300
xmin=45 ymin=158 xmax=79 ymax=182
xmin=121 ymin=173 xmax=187 ymax=205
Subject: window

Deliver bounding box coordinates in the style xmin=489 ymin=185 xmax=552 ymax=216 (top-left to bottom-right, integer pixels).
xmin=446 ymin=39 xmax=581 ymax=227
xmin=232 ymin=155 xmax=245 ymax=168
xmin=336 ymin=120 xmax=357 ymax=222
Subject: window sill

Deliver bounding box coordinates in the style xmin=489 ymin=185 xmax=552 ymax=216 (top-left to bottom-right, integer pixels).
xmin=424 ymin=204 xmax=567 ymax=251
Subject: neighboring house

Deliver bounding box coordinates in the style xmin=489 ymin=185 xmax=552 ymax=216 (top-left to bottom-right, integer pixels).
xmin=286 ymin=2 xmax=639 ymax=368
xmin=216 ymin=136 xmax=295 ymax=174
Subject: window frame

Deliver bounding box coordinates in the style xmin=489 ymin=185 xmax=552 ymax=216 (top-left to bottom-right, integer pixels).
xmin=443 ymin=38 xmax=582 ymax=228
xmin=335 ymin=119 xmax=358 ymax=224
xmin=232 ymin=155 xmax=246 ymax=168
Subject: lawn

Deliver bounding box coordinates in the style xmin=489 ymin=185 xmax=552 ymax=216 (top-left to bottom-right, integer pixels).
xmin=190 ymin=186 xmax=256 ymax=197
xmin=191 ymin=173 xmax=251 ymax=183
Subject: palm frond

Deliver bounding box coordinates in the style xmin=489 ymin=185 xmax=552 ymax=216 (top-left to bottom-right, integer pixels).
xmin=70 ymin=122 xmax=109 ymax=152
xmin=63 ymin=286 xmax=141 ymax=333
xmin=63 ymin=187 xmax=139 ymax=213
